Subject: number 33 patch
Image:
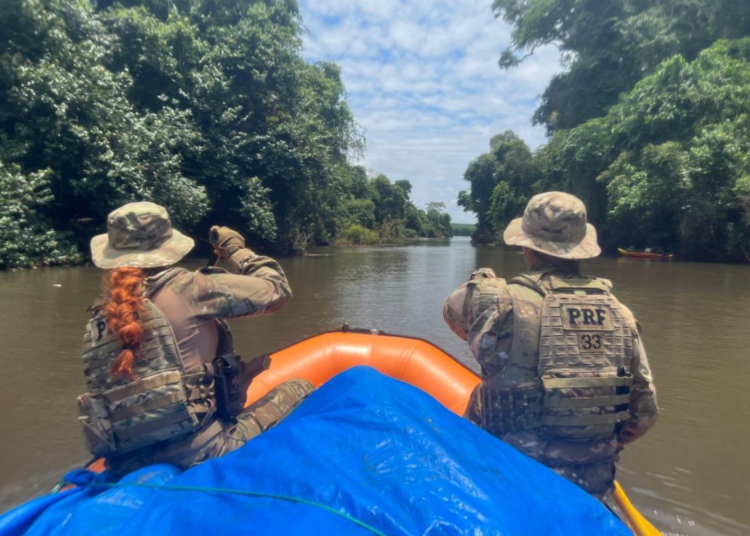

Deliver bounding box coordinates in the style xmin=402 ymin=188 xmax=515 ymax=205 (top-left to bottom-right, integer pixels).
xmin=578 ymin=333 xmax=603 ymax=352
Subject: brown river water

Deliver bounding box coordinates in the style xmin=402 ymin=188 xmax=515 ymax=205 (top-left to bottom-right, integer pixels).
xmin=1 ymin=237 xmax=748 ymax=535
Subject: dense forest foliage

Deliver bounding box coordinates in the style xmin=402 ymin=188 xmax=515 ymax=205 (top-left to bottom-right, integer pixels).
xmin=461 ymin=0 xmax=750 ymax=261
xmin=0 ymin=0 xmax=450 ymax=268
xmin=335 ymin=172 xmax=453 ymax=246
xmin=451 ymin=223 xmax=475 ymax=237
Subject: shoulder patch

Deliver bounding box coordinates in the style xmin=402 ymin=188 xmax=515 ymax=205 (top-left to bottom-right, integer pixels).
xmin=598 ymin=277 xmax=613 ymax=290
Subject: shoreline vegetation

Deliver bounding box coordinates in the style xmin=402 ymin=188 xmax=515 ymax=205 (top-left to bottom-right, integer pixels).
xmin=451 ymin=224 xmax=475 ymax=237
xmin=4 ymin=1 xmax=750 ymax=269
xmin=458 ymin=1 xmax=750 ymax=263
xmin=0 ymin=0 xmax=451 ymax=270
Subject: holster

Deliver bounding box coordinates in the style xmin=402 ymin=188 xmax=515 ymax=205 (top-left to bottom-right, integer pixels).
xmin=213 ymin=353 xmax=271 ymax=420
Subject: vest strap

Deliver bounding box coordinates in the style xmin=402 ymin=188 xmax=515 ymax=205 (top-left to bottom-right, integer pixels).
xmin=544 ymin=394 xmax=631 ymax=410
xmin=103 ymin=370 xmax=182 ymax=403
xmin=111 ymin=391 xmax=186 ymax=422
xmin=116 ymin=411 xmax=193 ymax=444
xmin=508 ymin=274 xmax=547 ymax=296
xmin=541 ymin=411 xmax=630 ymax=427
xmin=542 ymin=377 xmax=631 ymax=389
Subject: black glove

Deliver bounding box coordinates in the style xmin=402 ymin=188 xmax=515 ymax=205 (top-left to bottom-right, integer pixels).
xmin=209 ymin=226 xmax=245 ymax=259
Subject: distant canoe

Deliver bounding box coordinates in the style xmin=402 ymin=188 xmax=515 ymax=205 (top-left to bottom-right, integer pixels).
xmin=618 ymin=248 xmax=674 ymax=260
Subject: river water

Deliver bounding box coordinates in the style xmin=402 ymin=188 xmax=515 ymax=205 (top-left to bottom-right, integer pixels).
xmin=1 ymin=237 xmax=748 ymax=535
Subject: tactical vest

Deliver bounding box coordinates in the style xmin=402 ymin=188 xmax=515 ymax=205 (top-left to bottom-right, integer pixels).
xmin=77 ymin=269 xmax=219 ymax=458
xmin=479 ymin=272 xmax=633 ymax=441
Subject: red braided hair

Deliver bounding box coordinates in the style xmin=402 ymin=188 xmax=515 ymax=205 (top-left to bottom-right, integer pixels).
xmin=102 ymin=267 xmax=147 ymax=378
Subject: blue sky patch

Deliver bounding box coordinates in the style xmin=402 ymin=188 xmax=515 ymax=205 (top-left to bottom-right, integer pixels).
xmin=298 ymin=0 xmax=560 ymax=223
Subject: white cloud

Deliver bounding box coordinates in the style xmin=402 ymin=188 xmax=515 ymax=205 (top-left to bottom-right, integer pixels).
xmin=298 ymin=0 xmax=561 ymax=223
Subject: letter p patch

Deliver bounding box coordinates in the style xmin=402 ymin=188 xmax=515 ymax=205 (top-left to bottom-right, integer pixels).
xmin=567 ymin=308 xmax=581 ymax=326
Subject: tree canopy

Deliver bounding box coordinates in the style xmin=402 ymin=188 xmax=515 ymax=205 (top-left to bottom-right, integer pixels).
xmin=458 ymin=131 xmax=539 ymax=242
xmin=0 ymin=0 xmax=450 ymax=268
xmin=457 ymin=1 xmax=750 ymax=261
xmin=494 ymin=0 xmax=750 ymax=133
xmin=339 ymin=173 xmax=452 ymax=245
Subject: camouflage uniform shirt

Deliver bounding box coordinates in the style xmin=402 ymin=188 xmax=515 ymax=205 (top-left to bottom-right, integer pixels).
xmin=105 ymin=248 xmax=308 ymax=476
xmin=443 ymin=264 xmax=658 ymax=496
xmin=144 ymin=248 xmax=292 ymax=375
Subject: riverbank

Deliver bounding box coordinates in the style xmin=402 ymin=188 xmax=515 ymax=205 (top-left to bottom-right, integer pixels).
xmin=334 ymin=237 xmax=451 ymax=247
xmin=467 ymin=236 xmax=750 ymax=264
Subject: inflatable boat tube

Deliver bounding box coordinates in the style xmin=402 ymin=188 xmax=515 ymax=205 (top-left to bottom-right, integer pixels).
xmin=249 ymin=327 xmax=661 ymax=536
xmin=247 ymin=328 xmax=480 ymax=415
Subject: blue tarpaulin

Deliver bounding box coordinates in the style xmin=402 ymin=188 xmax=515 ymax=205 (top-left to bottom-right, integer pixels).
xmin=0 ymin=366 xmax=629 ymax=535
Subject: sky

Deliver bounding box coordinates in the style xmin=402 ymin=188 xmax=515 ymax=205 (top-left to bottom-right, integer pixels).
xmin=297 ymin=0 xmax=561 ymax=224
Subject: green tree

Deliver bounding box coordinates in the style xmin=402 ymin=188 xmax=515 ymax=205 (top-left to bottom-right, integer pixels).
xmin=458 ymin=131 xmax=538 ymax=242
xmin=556 ymin=39 xmax=750 ymax=259
xmin=0 ymin=0 xmax=209 ymax=260
xmin=425 ymin=202 xmax=452 ymax=238
xmin=336 ymin=172 xmax=452 ymax=243
xmin=0 ymin=162 xmax=81 ymax=268
xmin=0 ymin=0 xmax=365 ymax=262
xmin=596 ymin=40 xmax=750 ymax=259
xmin=493 ymin=0 xmax=750 ymax=133
xmin=370 ymin=174 xmax=408 ymax=224
xmin=460 ymin=37 xmax=750 ymax=260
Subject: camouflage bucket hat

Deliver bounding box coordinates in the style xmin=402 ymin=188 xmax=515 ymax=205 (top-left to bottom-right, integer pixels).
xmin=503 ymin=192 xmax=601 ymax=260
xmin=90 ymin=202 xmax=194 ymax=269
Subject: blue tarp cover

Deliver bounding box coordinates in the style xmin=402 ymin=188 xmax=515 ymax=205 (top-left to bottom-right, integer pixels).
xmin=0 ymin=366 xmax=629 ymax=535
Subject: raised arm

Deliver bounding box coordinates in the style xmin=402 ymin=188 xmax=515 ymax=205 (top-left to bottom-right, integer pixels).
xmin=182 ymin=227 xmax=292 ymax=321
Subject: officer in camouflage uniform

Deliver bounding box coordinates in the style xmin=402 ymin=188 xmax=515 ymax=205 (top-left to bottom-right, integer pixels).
xmin=80 ymin=202 xmax=314 ymax=477
xmin=443 ymin=192 xmax=658 ymax=498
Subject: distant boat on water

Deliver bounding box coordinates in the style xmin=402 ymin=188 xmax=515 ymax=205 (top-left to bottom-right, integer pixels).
xmin=618 ymin=248 xmax=674 ymax=260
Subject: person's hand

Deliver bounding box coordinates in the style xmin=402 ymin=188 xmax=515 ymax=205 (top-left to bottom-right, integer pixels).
xmin=209 ymin=226 xmax=245 ymax=259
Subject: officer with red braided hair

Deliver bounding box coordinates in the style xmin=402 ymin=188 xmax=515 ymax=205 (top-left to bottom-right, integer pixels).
xmin=78 ymin=202 xmax=313 ymax=477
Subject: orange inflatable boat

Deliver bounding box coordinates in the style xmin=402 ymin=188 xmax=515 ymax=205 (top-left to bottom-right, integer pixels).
xmin=248 ymin=326 xmax=661 ymax=536
xmin=247 ymin=326 xmax=479 ymax=414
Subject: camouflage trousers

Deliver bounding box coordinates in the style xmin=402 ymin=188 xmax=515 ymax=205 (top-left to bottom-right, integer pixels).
xmin=549 ymin=461 xmax=616 ymax=499
xmin=106 ymin=379 xmax=314 ymax=478
xmin=465 ymin=403 xmax=617 ymax=499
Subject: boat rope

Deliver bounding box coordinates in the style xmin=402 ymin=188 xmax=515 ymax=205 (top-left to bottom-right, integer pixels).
xmin=71 ymin=480 xmax=388 ymax=536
